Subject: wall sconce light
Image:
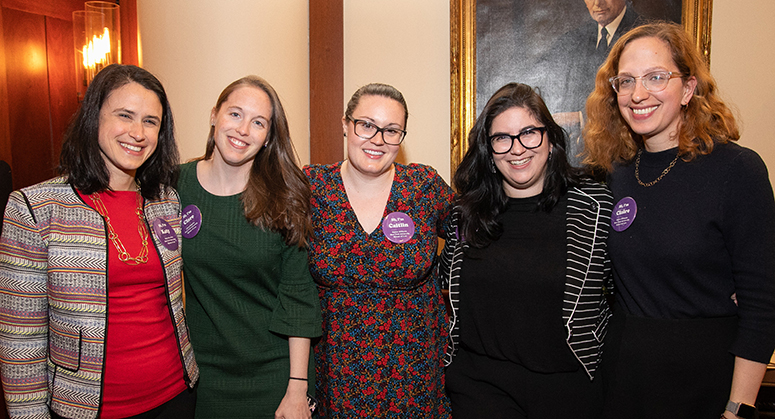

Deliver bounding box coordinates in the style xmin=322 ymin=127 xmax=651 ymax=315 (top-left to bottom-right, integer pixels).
xmin=72 ymin=1 xmax=121 ymax=101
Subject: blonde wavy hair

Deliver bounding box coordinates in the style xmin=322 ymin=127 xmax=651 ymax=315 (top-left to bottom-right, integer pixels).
xmin=582 ymin=22 xmax=738 ymax=173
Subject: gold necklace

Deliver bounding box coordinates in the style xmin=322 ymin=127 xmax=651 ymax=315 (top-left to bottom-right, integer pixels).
xmin=90 ymin=191 xmax=149 ymax=265
xmin=635 ymin=149 xmax=680 ymax=187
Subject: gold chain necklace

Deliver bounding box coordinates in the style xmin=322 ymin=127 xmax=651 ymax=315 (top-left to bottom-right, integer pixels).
xmin=90 ymin=191 xmax=149 ymax=265
xmin=635 ymin=149 xmax=680 ymax=187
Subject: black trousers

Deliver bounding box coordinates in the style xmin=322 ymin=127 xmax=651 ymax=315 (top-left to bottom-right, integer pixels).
xmin=446 ymin=347 xmax=602 ymax=419
xmin=51 ymin=386 xmax=196 ymax=419
xmin=602 ymin=308 xmax=737 ymax=419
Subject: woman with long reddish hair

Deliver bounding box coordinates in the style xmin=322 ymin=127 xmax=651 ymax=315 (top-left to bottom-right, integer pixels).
xmin=584 ymin=22 xmax=775 ymax=419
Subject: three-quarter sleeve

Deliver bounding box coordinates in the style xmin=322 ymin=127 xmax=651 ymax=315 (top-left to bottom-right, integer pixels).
xmin=269 ymin=244 xmax=322 ymax=339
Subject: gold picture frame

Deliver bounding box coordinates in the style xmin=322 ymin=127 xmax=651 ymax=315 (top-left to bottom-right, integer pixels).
xmin=450 ymin=0 xmax=713 ymax=173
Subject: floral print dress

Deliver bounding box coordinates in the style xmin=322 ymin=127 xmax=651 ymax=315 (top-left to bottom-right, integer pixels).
xmin=305 ymin=162 xmax=453 ymax=418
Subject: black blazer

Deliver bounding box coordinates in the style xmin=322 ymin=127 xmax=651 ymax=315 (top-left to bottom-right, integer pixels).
xmin=439 ymin=181 xmax=614 ymax=379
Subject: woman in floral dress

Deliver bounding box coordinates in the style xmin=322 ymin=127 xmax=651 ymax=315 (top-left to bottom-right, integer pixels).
xmin=305 ymin=83 xmax=453 ymax=418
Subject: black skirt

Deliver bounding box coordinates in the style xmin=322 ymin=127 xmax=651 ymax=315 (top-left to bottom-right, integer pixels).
xmin=602 ymin=306 xmax=737 ymax=419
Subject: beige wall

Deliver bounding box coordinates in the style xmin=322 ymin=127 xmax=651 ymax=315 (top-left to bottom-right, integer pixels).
xmin=137 ymin=0 xmax=310 ymax=164
xmin=711 ymin=0 xmax=775 ymax=185
xmin=137 ymin=1 xmax=774 ymax=185
xmin=343 ymin=0 xmax=451 ymax=181
xmin=137 ymin=0 xmax=450 ymax=177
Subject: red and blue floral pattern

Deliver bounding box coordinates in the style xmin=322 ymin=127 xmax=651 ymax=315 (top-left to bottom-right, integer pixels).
xmin=305 ymin=162 xmax=453 ymax=418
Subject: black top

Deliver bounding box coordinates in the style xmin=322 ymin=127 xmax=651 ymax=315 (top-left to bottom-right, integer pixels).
xmin=459 ymin=194 xmax=579 ymax=372
xmin=607 ymin=142 xmax=775 ymax=363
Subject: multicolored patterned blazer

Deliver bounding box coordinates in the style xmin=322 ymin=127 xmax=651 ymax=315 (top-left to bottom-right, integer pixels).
xmin=0 ymin=177 xmax=199 ymax=419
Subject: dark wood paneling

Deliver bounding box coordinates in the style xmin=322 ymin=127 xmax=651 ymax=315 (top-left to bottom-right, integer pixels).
xmin=0 ymin=0 xmax=84 ymax=21
xmin=120 ymin=0 xmax=138 ymax=66
xmin=0 ymin=6 xmax=12 ymax=167
xmin=3 ymin=7 xmax=54 ymax=189
xmin=309 ymin=0 xmax=344 ymax=164
xmin=46 ymin=15 xmax=79 ymax=167
xmin=2 ymin=0 xmax=138 ymax=66
xmin=0 ymin=1 xmax=137 ymax=190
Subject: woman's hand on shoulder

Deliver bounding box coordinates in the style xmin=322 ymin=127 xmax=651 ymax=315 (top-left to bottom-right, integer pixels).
xmin=274 ymin=379 xmax=312 ymax=419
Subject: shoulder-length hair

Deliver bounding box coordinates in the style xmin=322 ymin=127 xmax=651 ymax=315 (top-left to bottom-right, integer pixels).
xmin=58 ymin=64 xmax=179 ymax=200
xmin=583 ymin=21 xmax=739 ymax=173
xmin=454 ymin=82 xmax=582 ymax=248
xmin=202 ymin=76 xmax=311 ymax=248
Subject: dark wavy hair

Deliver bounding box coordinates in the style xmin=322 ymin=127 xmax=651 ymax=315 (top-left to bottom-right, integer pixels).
xmin=454 ymin=82 xmax=582 ymax=248
xmin=201 ymin=76 xmax=311 ymax=248
xmin=583 ymin=22 xmax=739 ymax=172
xmin=58 ymin=64 xmax=179 ymax=200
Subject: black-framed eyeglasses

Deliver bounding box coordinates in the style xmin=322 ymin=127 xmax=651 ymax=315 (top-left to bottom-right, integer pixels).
xmin=347 ymin=117 xmax=407 ymax=145
xmin=489 ymin=127 xmax=546 ymax=154
xmin=609 ymin=71 xmax=683 ymax=95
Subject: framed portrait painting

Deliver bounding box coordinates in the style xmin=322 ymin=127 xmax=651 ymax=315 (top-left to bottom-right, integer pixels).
xmin=450 ymin=0 xmax=713 ymax=170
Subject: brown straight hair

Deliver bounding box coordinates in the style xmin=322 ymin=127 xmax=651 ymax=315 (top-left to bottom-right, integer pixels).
xmin=201 ymin=76 xmax=311 ymax=247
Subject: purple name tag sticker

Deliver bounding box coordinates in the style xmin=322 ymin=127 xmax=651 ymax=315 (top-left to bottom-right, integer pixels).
xmin=152 ymin=218 xmax=179 ymax=251
xmin=182 ymin=205 xmax=202 ymax=239
xmin=611 ymin=197 xmax=637 ymax=232
xmin=382 ymin=212 xmax=415 ymax=244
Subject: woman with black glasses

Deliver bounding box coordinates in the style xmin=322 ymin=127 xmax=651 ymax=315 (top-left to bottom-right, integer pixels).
xmin=305 ymin=83 xmax=453 ymax=418
xmin=441 ymin=82 xmax=613 ymax=418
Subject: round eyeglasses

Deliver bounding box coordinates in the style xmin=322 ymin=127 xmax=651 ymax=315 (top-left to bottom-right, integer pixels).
xmin=489 ymin=127 xmax=546 ymax=154
xmin=347 ymin=117 xmax=407 ymax=145
xmin=609 ymin=71 xmax=683 ymax=95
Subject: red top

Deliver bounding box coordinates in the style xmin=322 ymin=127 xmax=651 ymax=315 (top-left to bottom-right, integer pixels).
xmin=80 ymin=190 xmax=185 ymax=418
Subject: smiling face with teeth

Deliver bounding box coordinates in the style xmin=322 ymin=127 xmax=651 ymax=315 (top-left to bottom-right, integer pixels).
xmin=344 ymin=94 xmax=405 ymax=177
xmin=209 ymin=86 xmax=273 ymax=170
xmin=616 ymin=36 xmax=696 ymax=152
xmin=97 ymin=82 xmax=162 ymax=190
xmin=490 ymin=106 xmax=552 ymax=198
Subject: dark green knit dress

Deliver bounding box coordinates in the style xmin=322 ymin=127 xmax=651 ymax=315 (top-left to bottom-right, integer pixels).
xmin=178 ymin=161 xmax=321 ymax=418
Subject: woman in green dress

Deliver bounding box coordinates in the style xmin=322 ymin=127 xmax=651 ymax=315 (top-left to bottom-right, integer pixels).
xmin=177 ymin=76 xmax=321 ymax=418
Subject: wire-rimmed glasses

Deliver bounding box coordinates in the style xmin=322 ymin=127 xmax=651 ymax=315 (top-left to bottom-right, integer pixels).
xmin=609 ymin=71 xmax=683 ymax=95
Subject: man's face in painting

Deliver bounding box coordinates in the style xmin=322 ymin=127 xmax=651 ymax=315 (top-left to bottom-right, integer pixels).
xmin=584 ymin=0 xmax=626 ymax=26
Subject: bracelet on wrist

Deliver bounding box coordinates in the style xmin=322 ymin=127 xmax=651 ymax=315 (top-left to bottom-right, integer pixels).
xmin=289 ymin=376 xmax=308 ymax=381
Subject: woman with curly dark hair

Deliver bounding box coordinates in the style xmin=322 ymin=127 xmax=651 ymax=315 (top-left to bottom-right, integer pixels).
xmin=584 ymin=22 xmax=775 ymax=419
xmin=1 ymin=64 xmax=198 ymax=419
xmin=177 ymin=76 xmax=320 ymax=419
xmin=441 ymin=82 xmax=613 ymax=418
